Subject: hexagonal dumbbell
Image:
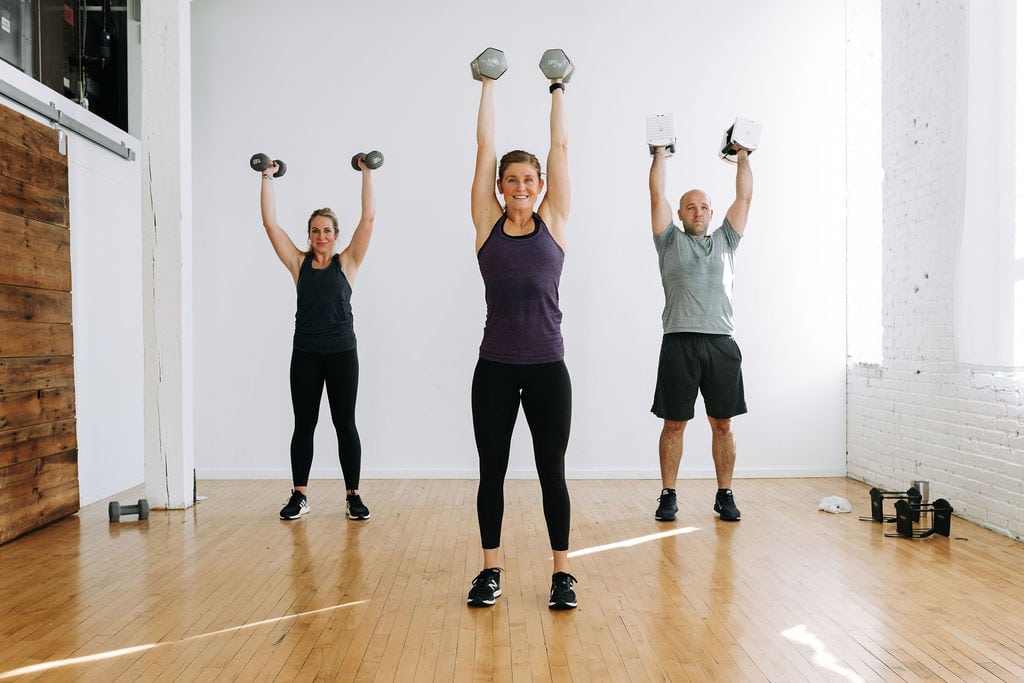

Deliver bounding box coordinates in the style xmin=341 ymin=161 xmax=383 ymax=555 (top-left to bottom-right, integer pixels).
xmin=471 ymin=47 xmax=508 ymax=81
xmin=350 ymin=150 xmax=385 ymax=171
xmin=108 ymin=498 xmax=150 ymax=523
xmin=539 ymin=49 xmax=574 ymax=83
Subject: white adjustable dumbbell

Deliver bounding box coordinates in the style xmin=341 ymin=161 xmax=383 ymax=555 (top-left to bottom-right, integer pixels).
xmin=719 ymin=115 xmax=761 ymax=163
xmin=646 ymin=113 xmax=676 ymax=157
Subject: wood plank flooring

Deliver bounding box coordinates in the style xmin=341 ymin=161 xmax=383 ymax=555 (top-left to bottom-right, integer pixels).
xmin=1 ymin=478 xmax=1023 ymax=681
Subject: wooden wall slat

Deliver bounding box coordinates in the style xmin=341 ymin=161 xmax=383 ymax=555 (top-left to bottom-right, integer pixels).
xmin=0 ymin=176 xmax=70 ymax=228
xmin=0 ymin=322 xmax=74 ymax=357
xmin=0 ymin=282 xmax=72 ymax=323
xmin=0 ymin=388 xmax=76 ymax=431
xmin=0 ymin=137 xmax=69 ymax=195
xmin=0 ymin=213 xmax=71 ymax=290
xmin=0 ymin=356 xmax=75 ymax=395
xmin=0 ymin=476 xmax=80 ymax=545
xmin=0 ymin=104 xmax=66 ymax=163
xmin=0 ymin=418 xmax=78 ymax=468
xmin=0 ymin=450 xmax=78 ymax=495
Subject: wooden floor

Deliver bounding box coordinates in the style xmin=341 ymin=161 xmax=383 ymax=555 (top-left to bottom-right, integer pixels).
xmin=1 ymin=478 xmax=1023 ymax=682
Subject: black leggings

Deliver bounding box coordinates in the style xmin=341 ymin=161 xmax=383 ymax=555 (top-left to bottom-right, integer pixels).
xmin=471 ymin=358 xmax=572 ymax=552
xmin=289 ymin=348 xmax=361 ymax=490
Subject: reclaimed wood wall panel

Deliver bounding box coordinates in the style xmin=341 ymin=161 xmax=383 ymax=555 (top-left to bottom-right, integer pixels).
xmin=0 ymin=176 xmax=70 ymax=228
xmin=0 ymin=387 xmax=76 ymax=431
xmin=0 ymin=418 xmax=78 ymax=469
xmin=0 ymin=450 xmax=78 ymax=494
xmin=0 ymin=105 xmax=67 ymax=162
xmin=0 ymin=356 xmax=76 ymax=393
xmin=0 ymin=282 xmax=72 ymax=323
xmin=0 ymin=215 xmax=72 ymax=291
xmin=0 ymin=102 xmax=78 ymax=545
xmin=0 ymin=136 xmax=69 ymax=193
xmin=0 ymin=473 xmax=79 ymax=545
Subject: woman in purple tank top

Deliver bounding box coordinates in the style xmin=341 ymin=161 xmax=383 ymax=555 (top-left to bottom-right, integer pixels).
xmin=465 ymin=52 xmax=578 ymax=610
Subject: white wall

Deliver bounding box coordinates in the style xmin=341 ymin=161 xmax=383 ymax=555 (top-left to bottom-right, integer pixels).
xmin=845 ymin=0 xmax=883 ymax=365
xmin=69 ymin=135 xmax=144 ymax=504
xmin=847 ymin=0 xmax=1024 ymax=541
xmin=190 ymin=0 xmax=849 ymax=481
xmin=956 ymin=0 xmax=1017 ymax=367
xmin=0 ymin=62 xmax=144 ymax=506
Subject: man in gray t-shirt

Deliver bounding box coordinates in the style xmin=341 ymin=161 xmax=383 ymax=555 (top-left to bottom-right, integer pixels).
xmin=647 ymin=143 xmax=753 ymax=523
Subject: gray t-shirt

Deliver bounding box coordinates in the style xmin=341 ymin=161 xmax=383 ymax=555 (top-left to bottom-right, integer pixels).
xmin=653 ymin=217 xmax=740 ymax=335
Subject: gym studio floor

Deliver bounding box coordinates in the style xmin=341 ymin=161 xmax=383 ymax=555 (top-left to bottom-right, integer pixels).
xmin=1 ymin=477 xmax=1022 ymax=682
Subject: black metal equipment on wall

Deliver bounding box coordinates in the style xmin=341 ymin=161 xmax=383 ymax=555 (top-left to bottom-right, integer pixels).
xmin=0 ymin=0 xmax=34 ymax=73
xmin=7 ymin=1 xmax=128 ymax=133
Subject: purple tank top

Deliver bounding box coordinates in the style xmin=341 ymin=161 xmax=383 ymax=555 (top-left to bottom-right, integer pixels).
xmin=477 ymin=213 xmax=565 ymax=364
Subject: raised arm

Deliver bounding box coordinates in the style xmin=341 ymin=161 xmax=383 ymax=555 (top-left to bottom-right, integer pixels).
xmin=260 ymin=164 xmax=303 ymax=282
xmin=539 ymin=76 xmax=570 ymax=244
xmin=471 ymin=78 xmax=503 ymax=249
xmin=724 ymin=149 xmax=753 ymax=235
xmin=649 ymin=148 xmax=673 ymax=235
xmin=339 ymin=159 xmax=377 ymax=284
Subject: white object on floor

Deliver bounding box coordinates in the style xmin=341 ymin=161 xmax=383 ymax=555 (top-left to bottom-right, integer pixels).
xmin=818 ymin=496 xmax=852 ymax=514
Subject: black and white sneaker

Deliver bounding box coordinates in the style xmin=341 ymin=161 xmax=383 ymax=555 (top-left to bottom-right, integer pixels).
xmin=655 ymin=488 xmax=678 ymax=521
xmin=346 ymin=494 xmax=370 ymax=520
xmin=714 ymin=489 xmax=741 ymax=521
xmin=467 ymin=568 xmax=502 ymax=607
xmin=280 ymin=490 xmax=309 ymax=520
xmin=549 ymin=572 xmax=578 ymax=610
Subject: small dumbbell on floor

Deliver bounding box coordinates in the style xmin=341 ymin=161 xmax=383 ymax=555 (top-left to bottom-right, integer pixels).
xmin=109 ymin=498 xmax=150 ymax=523
xmin=351 ymin=151 xmax=384 ymax=171
xmin=249 ymin=152 xmax=287 ymax=177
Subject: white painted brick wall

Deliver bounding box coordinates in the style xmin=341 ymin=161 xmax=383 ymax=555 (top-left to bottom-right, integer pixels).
xmin=847 ymin=1 xmax=1024 ymax=541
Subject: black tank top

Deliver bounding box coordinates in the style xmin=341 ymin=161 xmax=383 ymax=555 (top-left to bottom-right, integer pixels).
xmin=293 ymin=254 xmax=356 ymax=353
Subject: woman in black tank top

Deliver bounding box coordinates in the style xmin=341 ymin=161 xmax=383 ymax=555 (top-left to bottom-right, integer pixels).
xmin=467 ymin=50 xmax=578 ymax=611
xmin=258 ymin=156 xmax=378 ymax=523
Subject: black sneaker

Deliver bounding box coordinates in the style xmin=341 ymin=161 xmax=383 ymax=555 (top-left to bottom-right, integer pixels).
xmin=346 ymin=493 xmax=370 ymax=520
xmin=549 ymin=572 xmax=578 ymax=610
xmin=655 ymin=488 xmax=678 ymax=521
xmin=467 ymin=568 xmax=502 ymax=607
xmin=280 ymin=490 xmax=309 ymax=520
xmin=714 ymin=489 xmax=741 ymax=521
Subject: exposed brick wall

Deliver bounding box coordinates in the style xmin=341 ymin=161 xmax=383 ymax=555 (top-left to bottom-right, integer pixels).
xmin=847 ymin=0 xmax=1024 ymax=540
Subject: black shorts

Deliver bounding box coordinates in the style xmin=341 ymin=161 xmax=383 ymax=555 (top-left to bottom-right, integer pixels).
xmin=651 ymin=333 xmax=747 ymax=421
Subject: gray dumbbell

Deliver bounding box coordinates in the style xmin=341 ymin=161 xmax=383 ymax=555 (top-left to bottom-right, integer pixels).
xmin=250 ymin=153 xmax=286 ymax=177
xmin=109 ymin=498 xmax=150 ymax=522
xmin=471 ymin=48 xmax=508 ymax=81
xmin=351 ymin=150 xmax=384 ymax=171
xmin=539 ymin=49 xmax=574 ymax=83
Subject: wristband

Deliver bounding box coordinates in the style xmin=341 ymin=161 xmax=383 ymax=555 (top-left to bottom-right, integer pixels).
xmin=262 ymin=174 xmax=272 ymax=180
xmin=549 ymin=82 xmax=565 ymax=93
